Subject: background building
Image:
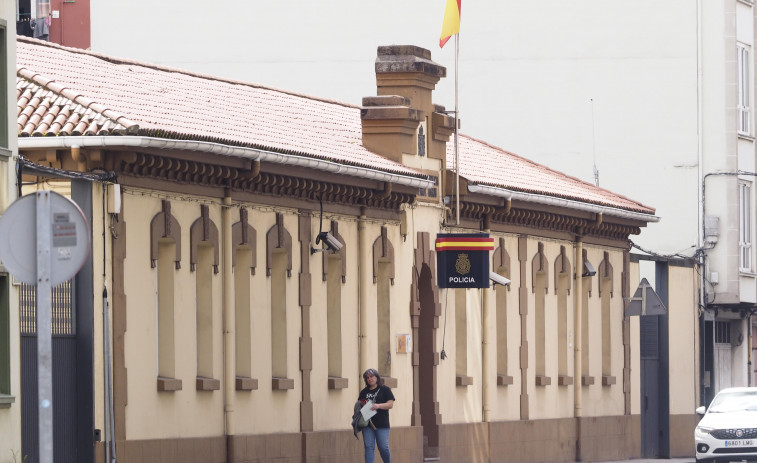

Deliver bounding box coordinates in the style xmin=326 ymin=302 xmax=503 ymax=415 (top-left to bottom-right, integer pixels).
xmin=0 ymin=2 xmax=21 ymax=461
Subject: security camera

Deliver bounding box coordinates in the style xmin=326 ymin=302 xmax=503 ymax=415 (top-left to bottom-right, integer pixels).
xmin=322 ymin=232 xmax=343 ymax=252
xmin=311 ymin=231 xmax=343 ymax=254
xmin=489 ymin=271 xmax=510 ymax=286
xmin=582 ymin=261 xmax=596 ymax=277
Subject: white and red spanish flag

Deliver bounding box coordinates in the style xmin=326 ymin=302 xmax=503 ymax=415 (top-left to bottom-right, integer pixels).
xmin=439 ymin=0 xmax=461 ymax=48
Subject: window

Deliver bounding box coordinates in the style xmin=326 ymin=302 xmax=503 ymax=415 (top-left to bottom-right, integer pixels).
xmin=452 ymin=288 xmax=473 ymax=386
xmin=495 ymin=271 xmax=509 ymax=382
xmin=377 ymin=262 xmax=392 ymax=378
xmin=738 ymin=43 xmax=751 ymax=135
xmin=271 ymin=251 xmax=288 ymax=380
xmin=534 ymin=271 xmax=547 ymax=381
xmin=327 ymin=255 xmax=343 ymax=379
xmin=557 ymin=273 xmax=569 ymax=381
xmin=195 ymin=244 xmax=214 ymax=381
xmin=418 ymin=175 xmax=438 ymax=199
xmin=598 ymin=252 xmax=616 ymax=386
xmin=581 ymin=256 xmax=594 ymax=385
xmin=235 ymin=247 xmax=252 ymax=379
xmin=0 ymin=20 xmax=9 ymax=154
xmin=740 ymin=182 xmax=752 ymax=272
xmin=601 ymin=278 xmax=612 ymax=379
xmin=532 ymin=244 xmax=550 ymax=386
xmin=157 ymin=240 xmax=177 ymax=381
xmin=0 ymin=276 xmax=10 ymax=403
xmin=266 ymin=214 xmax=293 ymax=390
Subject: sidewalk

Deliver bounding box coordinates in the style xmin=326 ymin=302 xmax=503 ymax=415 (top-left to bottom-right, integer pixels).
xmin=587 ymin=459 xmax=693 ymax=463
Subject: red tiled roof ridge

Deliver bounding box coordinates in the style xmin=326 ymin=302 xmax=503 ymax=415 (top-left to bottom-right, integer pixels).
xmin=17 ymin=68 xmax=140 ymax=133
xmin=16 ymin=36 xmax=361 ymax=110
xmin=458 ymin=133 xmax=656 ymax=213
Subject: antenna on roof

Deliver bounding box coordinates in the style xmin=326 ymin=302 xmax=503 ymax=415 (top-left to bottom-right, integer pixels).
xmin=591 ymin=98 xmax=599 ymax=187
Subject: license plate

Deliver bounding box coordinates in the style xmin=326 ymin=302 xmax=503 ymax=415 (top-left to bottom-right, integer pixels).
xmin=724 ymin=439 xmax=753 ymax=447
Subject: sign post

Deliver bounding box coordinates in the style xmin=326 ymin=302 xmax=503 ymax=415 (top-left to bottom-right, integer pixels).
xmin=0 ymin=191 xmax=89 ymax=463
xmin=36 ymin=192 xmax=54 ymax=463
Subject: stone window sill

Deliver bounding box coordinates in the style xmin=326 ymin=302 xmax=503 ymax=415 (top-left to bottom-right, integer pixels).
xmin=196 ymin=376 xmax=220 ymax=391
xmin=272 ymin=377 xmax=294 ymax=391
xmin=558 ymin=375 xmax=573 ymax=386
xmin=0 ymin=394 xmax=15 ymax=409
xmin=328 ymin=376 xmax=348 ymax=390
xmin=602 ymin=375 xmax=616 ymax=387
xmin=456 ymin=375 xmax=473 ymax=387
xmin=497 ymin=375 xmax=513 ymax=386
xmin=157 ymin=376 xmax=182 ymax=392
xmin=380 ymin=376 xmax=398 ymax=388
xmin=582 ymin=375 xmax=595 ymax=386
xmin=235 ymin=376 xmax=258 ymax=391
xmin=535 ymin=375 xmax=551 ymax=387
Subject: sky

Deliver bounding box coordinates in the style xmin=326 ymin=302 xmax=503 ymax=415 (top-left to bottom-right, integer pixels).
xmin=88 ymin=1 xmax=698 ymax=248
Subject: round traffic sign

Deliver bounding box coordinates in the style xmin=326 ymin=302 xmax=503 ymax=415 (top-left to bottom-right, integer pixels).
xmin=0 ymin=191 xmax=90 ymax=286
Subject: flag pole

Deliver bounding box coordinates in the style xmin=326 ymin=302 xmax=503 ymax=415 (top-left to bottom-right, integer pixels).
xmin=455 ymin=33 xmax=460 ymax=225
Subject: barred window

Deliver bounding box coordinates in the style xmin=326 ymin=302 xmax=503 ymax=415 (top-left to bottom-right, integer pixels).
xmin=19 ymin=280 xmax=75 ymax=336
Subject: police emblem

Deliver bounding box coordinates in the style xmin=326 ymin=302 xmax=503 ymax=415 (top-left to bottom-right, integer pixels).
xmin=455 ymin=253 xmax=471 ymax=275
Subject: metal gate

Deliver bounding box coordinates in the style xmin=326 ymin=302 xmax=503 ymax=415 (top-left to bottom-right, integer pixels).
xmin=640 ymin=315 xmax=660 ymax=458
xmin=20 ymin=280 xmax=79 ymax=463
xmin=713 ymin=321 xmax=733 ymax=393
xmin=18 ymin=181 xmax=95 ymax=463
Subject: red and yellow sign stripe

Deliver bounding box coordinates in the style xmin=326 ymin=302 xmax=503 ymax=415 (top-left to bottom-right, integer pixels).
xmin=435 ymin=236 xmax=494 ymax=251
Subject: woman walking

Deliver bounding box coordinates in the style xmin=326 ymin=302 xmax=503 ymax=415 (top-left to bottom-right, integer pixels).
xmin=358 ymin=368 xmax=395 ymax=463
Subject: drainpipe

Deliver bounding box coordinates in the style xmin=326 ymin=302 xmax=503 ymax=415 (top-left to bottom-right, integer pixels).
xmin=749 ymin=312 xmax=754 ymax=386
xmin=696 ymin=0 xmax=707 ymax=403
xmin=574 ymin=235 xmax=584 ymax=461
xmin=358 ymin=209 xmax=369 ymax=374
xmin=222 ymin=194 xmax=235 ymax=437
xmin=482 ymin=223 xmax=492 ymax=422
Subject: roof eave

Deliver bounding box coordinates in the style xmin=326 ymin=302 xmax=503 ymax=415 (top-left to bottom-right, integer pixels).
xmin=466 ymin=183 xmax=659 ymax=224
xmin=17 ymin=135 xmax=435 ymax=190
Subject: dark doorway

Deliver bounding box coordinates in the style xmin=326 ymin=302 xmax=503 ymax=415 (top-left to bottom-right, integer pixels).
xmin=418 ymin=263 xmax=440 ymax=460
xmin=21 ymin=279 xmax=80 ymax=463
xmin=20 ymin=183 xmax=94 ymax=463
xmin=640 ymin=262 xmax=670 ymax=459
xmin=640 ymin=315 xmax=660 ymax=458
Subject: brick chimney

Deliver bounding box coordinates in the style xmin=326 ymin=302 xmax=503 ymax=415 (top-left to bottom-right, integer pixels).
xmin=361 ymin=46 xmax=455 ymax=167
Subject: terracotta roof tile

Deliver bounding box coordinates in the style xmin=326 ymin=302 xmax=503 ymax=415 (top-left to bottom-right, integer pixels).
xmin=450 ymin=135 xmax=655 ymax=215
xmin=16 ymin=38 xmax=654 ymax=216
xmin=16 ymin=37 xmax=421 ymax=178
xmin=17 ymin=78 xmax=134 ymax=136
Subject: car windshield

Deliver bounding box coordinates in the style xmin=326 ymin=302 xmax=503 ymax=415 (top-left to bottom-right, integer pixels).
xmin=709 ymin=391 xmax=757 ymax=413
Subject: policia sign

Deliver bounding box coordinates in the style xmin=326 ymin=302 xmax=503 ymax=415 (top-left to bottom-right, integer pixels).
xmin=435 ymin=233 xmax=494 ymax=288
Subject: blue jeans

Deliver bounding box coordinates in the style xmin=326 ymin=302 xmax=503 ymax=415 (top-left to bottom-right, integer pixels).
xmin=361 ymin=426 xmax=390 ymax=463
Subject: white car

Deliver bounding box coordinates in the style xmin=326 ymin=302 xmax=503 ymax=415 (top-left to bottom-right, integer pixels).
xmin=695 ymin=387 xmax=757 ymax=463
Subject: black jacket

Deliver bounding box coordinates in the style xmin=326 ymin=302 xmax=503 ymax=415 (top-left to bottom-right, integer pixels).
xmin=351 ymin=400 xmax=363 ymax=438
xmin=351 ymin=399 xmax=377 ymax=438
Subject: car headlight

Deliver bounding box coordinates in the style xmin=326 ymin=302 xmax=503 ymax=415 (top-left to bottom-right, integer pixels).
xmin=696 ymin=426 xmax=713 ymax=436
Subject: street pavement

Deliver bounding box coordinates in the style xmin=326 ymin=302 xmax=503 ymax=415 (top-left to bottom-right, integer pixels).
xmin=585 ymin=459 xmax=693 ymax=463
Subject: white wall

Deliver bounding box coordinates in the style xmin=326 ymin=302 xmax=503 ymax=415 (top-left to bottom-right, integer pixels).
xmin=0 ymin=1 xmax=21 ymax=461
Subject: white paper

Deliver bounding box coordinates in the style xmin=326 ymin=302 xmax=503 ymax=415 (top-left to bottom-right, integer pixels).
xmin=360 ymin=400 xmax=377 ymax=421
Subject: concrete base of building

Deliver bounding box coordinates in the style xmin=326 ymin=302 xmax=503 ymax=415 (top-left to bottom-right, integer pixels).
xmin=95 ymin=414 xmax=696 ymax=463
